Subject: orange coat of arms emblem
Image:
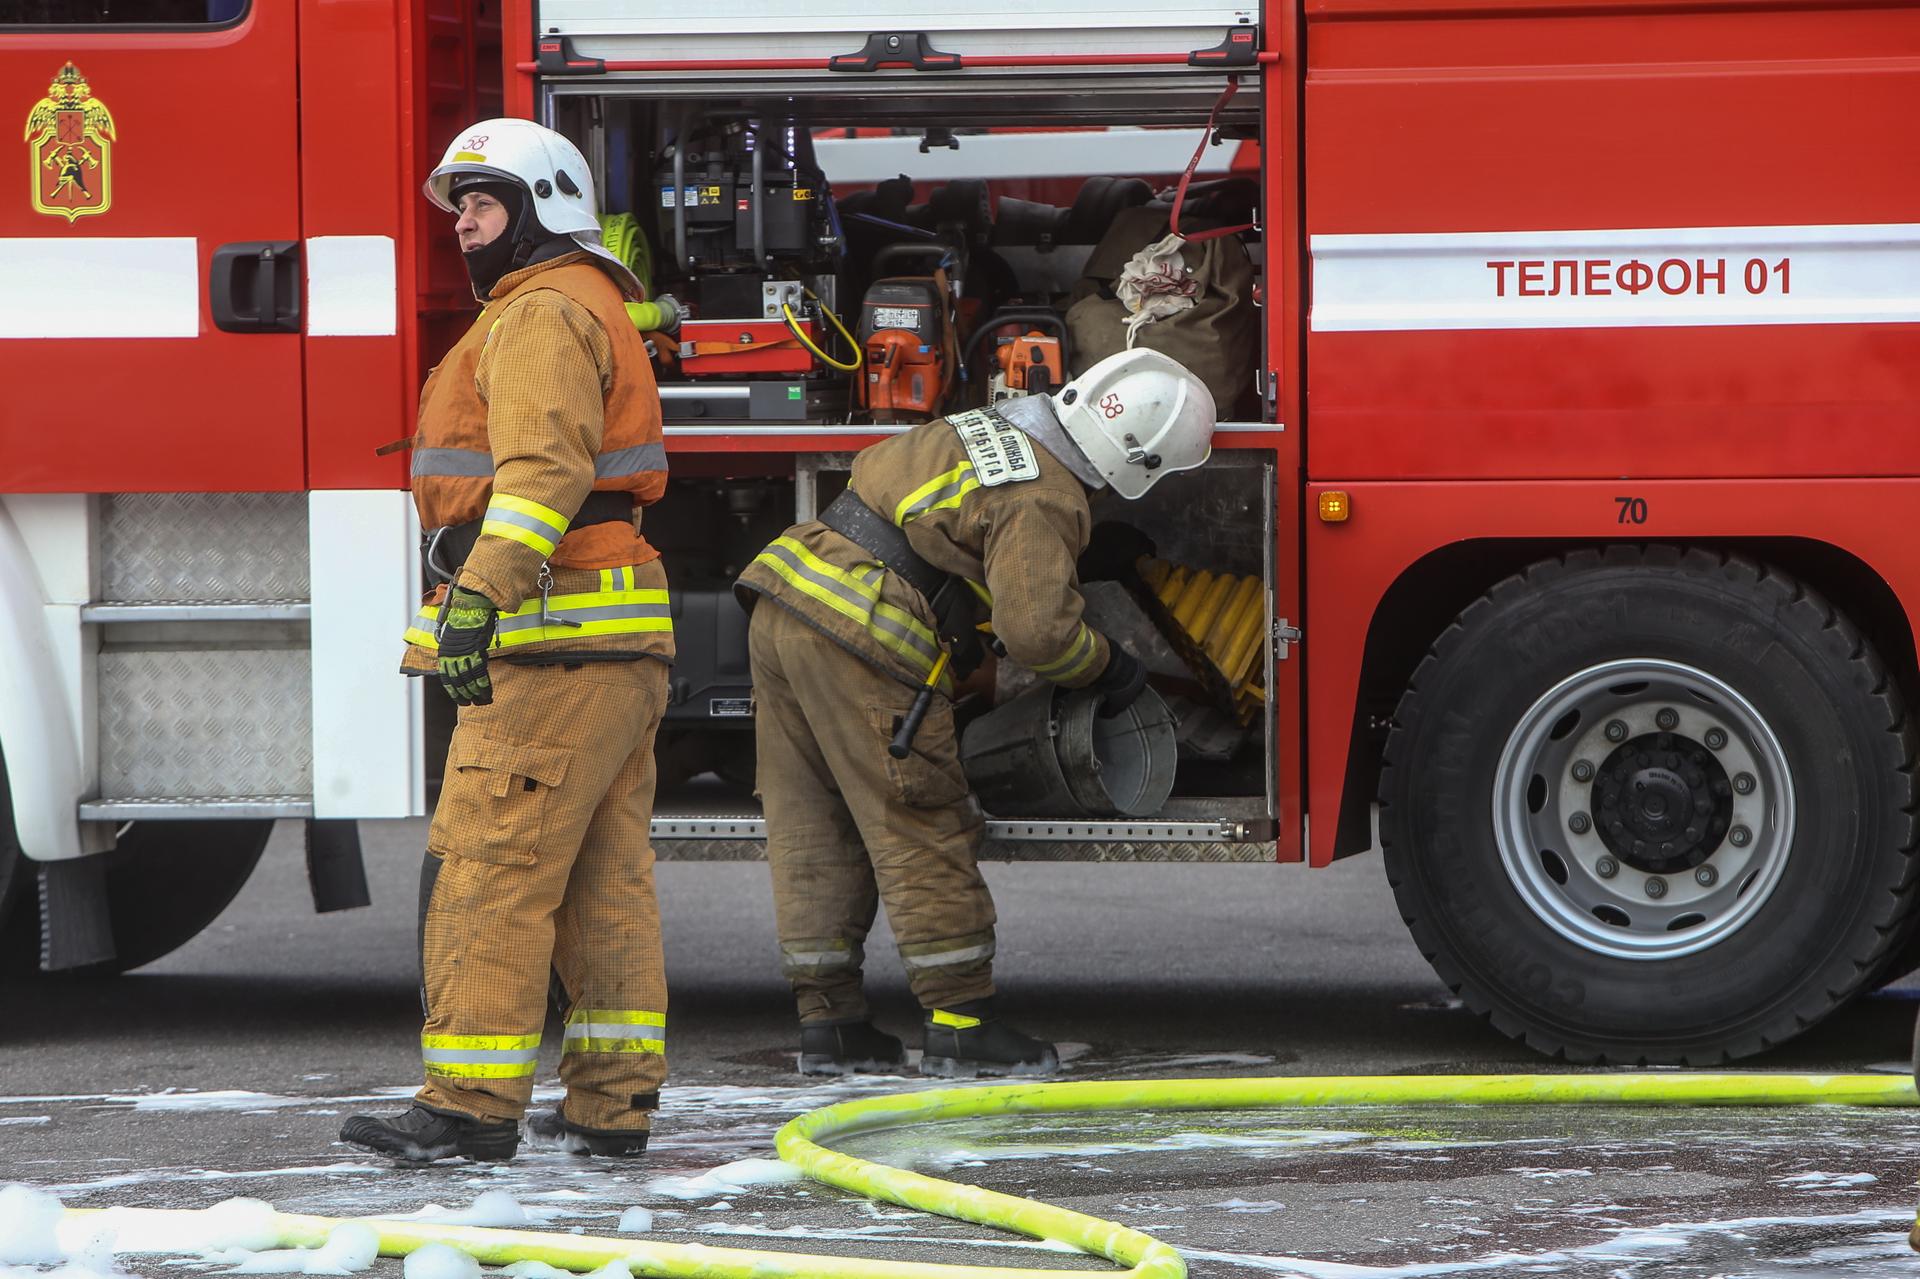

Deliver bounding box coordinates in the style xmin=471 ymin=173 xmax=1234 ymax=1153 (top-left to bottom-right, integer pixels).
xmin=24 ymin=62 xmax=115 ymax=222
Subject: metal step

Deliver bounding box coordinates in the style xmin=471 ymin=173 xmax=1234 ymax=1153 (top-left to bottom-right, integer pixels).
xmin=77 ymin=804 xmax=1276 ymax=861
xmin=81 ymin=599 xmax=312 ymax=623
xmin=79 ymin=796 xmax=315 ymax=821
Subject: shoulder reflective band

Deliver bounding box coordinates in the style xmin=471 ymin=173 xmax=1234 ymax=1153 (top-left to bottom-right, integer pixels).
xmin=412 ymin=447 xmax=494 ymax=478
xmin=593 ymin=442 xmax=669 ymax=478
xmin=894 ymin=461 xmax=979 ymax=526
xmin=751 ymin=536 xmax=950 ymax=690
xmin=481 ymin=493 xmax=571 ymax=558
xmin=422 ymin=1032 xmax=540 ymax=1080
xmin=1031 ymin=621 xmax=1100 ymax=683
xmin=405 ymin=586 xmax=672 ymax=651
xmin=563 ymin=1009 xmax=666 ymax=1055
xmin=411 ymin=445 xmax=668 ymax=481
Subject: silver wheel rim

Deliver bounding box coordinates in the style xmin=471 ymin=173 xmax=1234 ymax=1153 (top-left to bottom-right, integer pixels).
xmin=1491 ymin=659 xmax=1794 ymax=960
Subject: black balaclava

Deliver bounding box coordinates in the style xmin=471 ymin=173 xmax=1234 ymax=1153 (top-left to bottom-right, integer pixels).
xmin=452 ymin=176 xmax=533 ymax=296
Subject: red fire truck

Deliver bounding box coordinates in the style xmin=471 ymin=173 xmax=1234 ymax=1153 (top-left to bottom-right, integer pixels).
xmin=3 ymin=0 xmax=1917 ymax=1065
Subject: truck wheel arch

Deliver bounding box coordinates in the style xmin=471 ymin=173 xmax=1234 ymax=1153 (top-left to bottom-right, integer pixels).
xmin=1331 ymin=536 xmax=1920 ymax=862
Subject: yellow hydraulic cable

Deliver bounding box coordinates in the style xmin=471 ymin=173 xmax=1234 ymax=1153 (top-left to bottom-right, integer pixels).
xmin=783 ymin=287 xmax=863 ymax=372
xmin=65 ymin=1072 xmax=1919 ymax=1279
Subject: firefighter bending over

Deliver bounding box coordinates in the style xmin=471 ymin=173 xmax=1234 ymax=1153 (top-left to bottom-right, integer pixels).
xmin=342 ymin=119 xmax=673 ymax=1163
xmin=735 ymin=348 xmax=1216 ymax=1078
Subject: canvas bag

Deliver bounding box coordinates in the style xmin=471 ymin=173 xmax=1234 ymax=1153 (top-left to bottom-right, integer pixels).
xmin=1065 ymin=204 xmax=1258 ymax=418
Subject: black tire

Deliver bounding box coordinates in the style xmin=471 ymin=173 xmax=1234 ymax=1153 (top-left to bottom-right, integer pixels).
xmin=1379 ymin=546 xmax=1920 ymax=1064
xmin=0 ymin=820 xmax=271 ymax=977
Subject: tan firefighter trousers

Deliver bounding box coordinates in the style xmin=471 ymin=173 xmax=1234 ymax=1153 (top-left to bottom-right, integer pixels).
xmin=417 ymin=658 xmax=669 ymax=1133
xmin=749 ymin=601 xmax=997 ymax=1023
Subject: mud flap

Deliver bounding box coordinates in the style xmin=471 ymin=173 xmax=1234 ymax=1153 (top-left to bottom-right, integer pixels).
xmin=305 ymin=818 xmax=371 ymax=913
xmin=38 ymin=854 xmax=114 ymax=971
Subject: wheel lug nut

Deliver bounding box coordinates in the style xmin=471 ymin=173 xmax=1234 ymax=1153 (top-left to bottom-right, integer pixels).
xmin=1729 ymin=825 xmax=1752 ymax=848
xmin=1596 ymin=856 xmax=1619 ymax=879
xmin=1695 ymin=865 xmax=1718 ymax=887
xmin=1645 ymin=877 xmax=1668 ymax=899
xmin=1606 ymin=720 xmax=1628 ymax=743
xmin=1572 ymin=760 xmax=1595 ymax=783
xmin=1733 ymin=773 xmax=1755 ymax=795
xmin=1656 ymin=708 xmax=1679 ymax=730
xmin=1568 ymin=812 xmax=1591 ymax=834
xmin=1705 ymin=728 xmax=1727 ymax=750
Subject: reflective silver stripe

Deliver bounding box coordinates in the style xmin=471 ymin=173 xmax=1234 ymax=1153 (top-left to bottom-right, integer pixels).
xmin=761 ymin=542 xmax=875 ymax=614
xmin=564 ymin=1023 xmax=669 ymax=1046
xmin=781 ymin=950 xmax=859 ymax=970
xmin=496 ymin=601 xmax=672 ymax=635
xmin=412 ymin=447 xmax=494 ymax=478
xmin=1035 ymin=624 xmax=1098 ymax=678
xmin=595 ymin=442 xmax=669 ymax=477
xmin=483 ymin=503 xmax=567 ymax=541
xmin=900 ymin=941 xmax=997 ymax=969
xmin=868 ymin=609 xmax=941 ymax=666
xmin=613 ymin=566 xmax=629 ymax=590
xmin=899 ymin=474 xmax=975 ymax=524
xmin=421 ymin=1046 xmax=540 ymax=1065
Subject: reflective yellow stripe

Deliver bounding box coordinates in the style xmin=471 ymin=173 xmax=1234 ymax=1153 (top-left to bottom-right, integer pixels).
xmin=481 ymin=493 xmax=570 ymax=558
xmin=564 ymin=1009 xmax=666 ymax=1055
xmin=930 ymin=1009 xmax=982 ymax=1030
xmin=1033 ymin=622 xmax=1100 ymax=682
xmin=424 ymin=1060 xmax=539 ymax=1080
xmin=597 ymin=566 xmax=634 ymax=592
xmin=421 ymin=1032 xmax=540 ymax=1080
xmin=753 ymin=538 xmax=950 ymax=690
xmin=894 ymin=462 xmax=979 ymax=526
xmin=404 ymin=587 xmax=673 ymax=653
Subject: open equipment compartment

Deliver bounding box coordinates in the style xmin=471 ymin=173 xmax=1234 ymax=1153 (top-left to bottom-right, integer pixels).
xmin=537 ymin=59 xmax=1279 ymax=856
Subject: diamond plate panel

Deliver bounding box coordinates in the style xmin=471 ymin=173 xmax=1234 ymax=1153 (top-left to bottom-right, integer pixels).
xmin=100 ymin=493 xmax=309 ymax=601
xmin=98 ymin=649 xmax=313 ymax=797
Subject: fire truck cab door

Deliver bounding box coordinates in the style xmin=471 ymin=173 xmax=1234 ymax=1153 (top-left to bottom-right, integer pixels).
xmin=0 ymin=4 xmax=304 ymax=493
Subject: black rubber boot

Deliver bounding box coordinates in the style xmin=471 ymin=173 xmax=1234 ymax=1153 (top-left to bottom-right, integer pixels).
xmin=919 ymin=1000 xmax=1059 ymax=1079
xmin=338 ymin=1102 xmax=518 ymax=1163
xmin=525 ymin=1107 xmax=649 ymax=1158
xmin=798 ymin=1019 xmax=908 ymax=1077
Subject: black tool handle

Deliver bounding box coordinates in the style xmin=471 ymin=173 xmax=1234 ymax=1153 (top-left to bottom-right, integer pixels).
xmin=889 ymin=685 xmax=937 ymax=759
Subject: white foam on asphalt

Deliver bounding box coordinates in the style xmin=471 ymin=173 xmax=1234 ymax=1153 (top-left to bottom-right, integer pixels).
xmin=0 ymin=1184 xmax=66 ymax=1264
xmin=0 ymin=1117 xmax=51 ymax=1127
xmin=617 ymin=1206 xmax=654 ymax=1233
xmin=645 ymin=1158 xmax=805 ymax=1201
xmin=1182 ymin=1207 xmax=1916 ymax=1277
xmin=398 ymin=1190 xmax=530 ymax=1228
xmin=400 ymin=1242 xmax=480 ymax=1279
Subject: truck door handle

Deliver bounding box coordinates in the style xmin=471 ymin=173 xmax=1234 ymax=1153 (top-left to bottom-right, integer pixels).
xmin=210 ymin=240 xmax=301 ymax=334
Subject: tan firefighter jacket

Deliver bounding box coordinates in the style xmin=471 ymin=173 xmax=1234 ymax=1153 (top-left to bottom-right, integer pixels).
xmin=400 ymin=253 xmax=675 ymax=670
xmin=736 ymin=409 xmax=1110 ymax=694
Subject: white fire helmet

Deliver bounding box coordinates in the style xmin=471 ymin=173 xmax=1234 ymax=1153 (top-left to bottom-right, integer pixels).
xmin=424 ymin=118 xmax=644 ymax=298
xmin=1049 ymin=349 xmax=1216 ymax=499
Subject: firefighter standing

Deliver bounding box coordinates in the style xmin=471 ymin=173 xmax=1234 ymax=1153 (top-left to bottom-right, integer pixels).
xmin=736 ymin=348 xmax=1217 ymax=1077
xmin=342 ymin=119 xmax=674 ymax=1162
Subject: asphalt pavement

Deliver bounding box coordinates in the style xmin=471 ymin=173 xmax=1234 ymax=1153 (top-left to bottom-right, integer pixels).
xmin=4 ymin=819 xmax=1920 ymax=1276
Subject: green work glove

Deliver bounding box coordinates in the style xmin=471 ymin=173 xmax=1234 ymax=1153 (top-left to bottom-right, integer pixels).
xmin=435 ymin=586 xmax=499 ymax=707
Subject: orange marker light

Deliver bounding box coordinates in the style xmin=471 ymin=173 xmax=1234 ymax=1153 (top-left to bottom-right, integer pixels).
xmin=1318 ymin=491 xmax=1351 ymax=523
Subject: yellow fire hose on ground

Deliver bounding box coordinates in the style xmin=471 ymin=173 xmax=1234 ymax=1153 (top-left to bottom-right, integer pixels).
xmin=65 ymin=1072 xmax=1919 ymax=1277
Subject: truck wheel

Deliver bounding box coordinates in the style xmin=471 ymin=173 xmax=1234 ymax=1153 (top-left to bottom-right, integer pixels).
xmin=0 ymin=820 xmax=271 ymax=976
xmin=1379 ymin=546 xmax=1919 ymax=1063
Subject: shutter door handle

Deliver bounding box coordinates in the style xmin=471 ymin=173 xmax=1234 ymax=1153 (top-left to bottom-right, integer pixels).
xmin=210 ymin=240 xmax=302 ymax=334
